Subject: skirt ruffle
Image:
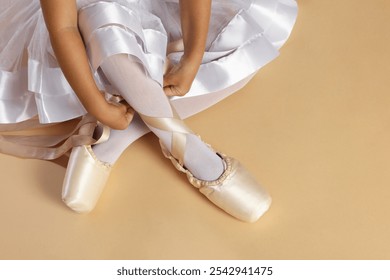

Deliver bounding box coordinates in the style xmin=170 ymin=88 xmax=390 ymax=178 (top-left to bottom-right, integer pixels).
xmin=0 ymin=0 xmax=298 ymax=124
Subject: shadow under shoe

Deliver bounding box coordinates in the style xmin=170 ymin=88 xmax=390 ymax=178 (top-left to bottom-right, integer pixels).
xmin=62 ymin=145 xmax=112 ymax=213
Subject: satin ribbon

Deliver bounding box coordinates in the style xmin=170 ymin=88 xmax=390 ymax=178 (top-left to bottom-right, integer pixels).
xmin=0 ymin=114 xmax=109 ymax=160
xmin=139 ymin=110 xmax=192 ymax=166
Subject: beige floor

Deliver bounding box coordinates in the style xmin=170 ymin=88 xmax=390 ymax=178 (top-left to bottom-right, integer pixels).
xmin=1 ymin=0 xmax=390 ymax=260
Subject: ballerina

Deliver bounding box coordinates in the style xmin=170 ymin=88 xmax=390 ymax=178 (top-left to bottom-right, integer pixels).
xmin=0 ymin=0 xmax=298 ymax=222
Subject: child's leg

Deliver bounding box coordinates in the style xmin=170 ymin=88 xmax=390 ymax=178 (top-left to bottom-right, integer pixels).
xmin=99 ymin=54 xmax=224 ymax=181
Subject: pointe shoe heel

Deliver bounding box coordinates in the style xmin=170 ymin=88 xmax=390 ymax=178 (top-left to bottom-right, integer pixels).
xmin=62 ymin=145 xmax=112 ymax=213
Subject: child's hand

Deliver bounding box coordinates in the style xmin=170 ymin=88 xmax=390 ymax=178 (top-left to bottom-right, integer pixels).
xmin=163 ymin=58 xmax=199 ymax=97
xmin=95 ymin=102 xmax=134 ymax=130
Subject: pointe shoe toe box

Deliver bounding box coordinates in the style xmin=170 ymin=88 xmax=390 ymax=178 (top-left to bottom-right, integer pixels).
xmin=62 ymin=146 xmax=112 ymax=213
xmin=198 ymin=157 xmax=272 ymax=223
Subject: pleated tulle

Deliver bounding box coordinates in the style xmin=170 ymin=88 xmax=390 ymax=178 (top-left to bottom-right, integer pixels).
xmin=0 ymin=0 xmax=298 ymax=124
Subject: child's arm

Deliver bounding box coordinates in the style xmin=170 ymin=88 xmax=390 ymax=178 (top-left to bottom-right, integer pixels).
xmin=164 ymin=0 xmax=212 ymax=96
xmin=40 ymin=0 xmax=133 ymax=129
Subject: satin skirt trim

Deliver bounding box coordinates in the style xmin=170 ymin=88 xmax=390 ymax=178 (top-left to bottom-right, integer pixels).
xmin=0 ymin=0 xmax=298 ymax=124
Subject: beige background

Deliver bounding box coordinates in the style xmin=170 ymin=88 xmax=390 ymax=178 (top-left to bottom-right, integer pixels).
xmin=1 ymin=0 xmax=390 ymax=259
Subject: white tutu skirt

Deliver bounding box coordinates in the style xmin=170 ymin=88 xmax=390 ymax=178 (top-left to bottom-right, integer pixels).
xmin=0 ymin=0 xmax=298 ymax=125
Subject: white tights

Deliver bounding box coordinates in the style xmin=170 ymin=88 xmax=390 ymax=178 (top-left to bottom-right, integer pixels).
xmin=93 ymin=54 xmax=224 ymax=181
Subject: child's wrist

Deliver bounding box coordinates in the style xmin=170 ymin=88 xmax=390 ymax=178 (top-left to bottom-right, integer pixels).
xmin=180 ymin=53 xmax=203 ymax=76
xmin=182 ymin=51 xmax=203 ymax=65
xmin=86 ymin=94 xmax=108 ymax=118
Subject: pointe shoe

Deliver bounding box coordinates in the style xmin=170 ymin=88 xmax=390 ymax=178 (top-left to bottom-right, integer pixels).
xmin=160 ymin=143 xmax=271 ymax=222
xmin=62 ymin=145 xmax=112 ymax=213
xmin=62 ymin=123 xmax=112 ymax=213
xmin=139 ymin=111 xmax=271 ymax=222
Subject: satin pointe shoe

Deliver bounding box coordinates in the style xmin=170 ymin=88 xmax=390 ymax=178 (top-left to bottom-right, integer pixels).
xmin=62 ymin=125 xmax=112 ymax=213
xmin=160 ymin=144 xmax=272 ymax=222
xmin=140 ymin=111 xmax=272 ymax=223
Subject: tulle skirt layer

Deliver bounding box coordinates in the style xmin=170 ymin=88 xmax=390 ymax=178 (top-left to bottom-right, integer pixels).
xmin=0 ymin=0 xmax=298 ymax=124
